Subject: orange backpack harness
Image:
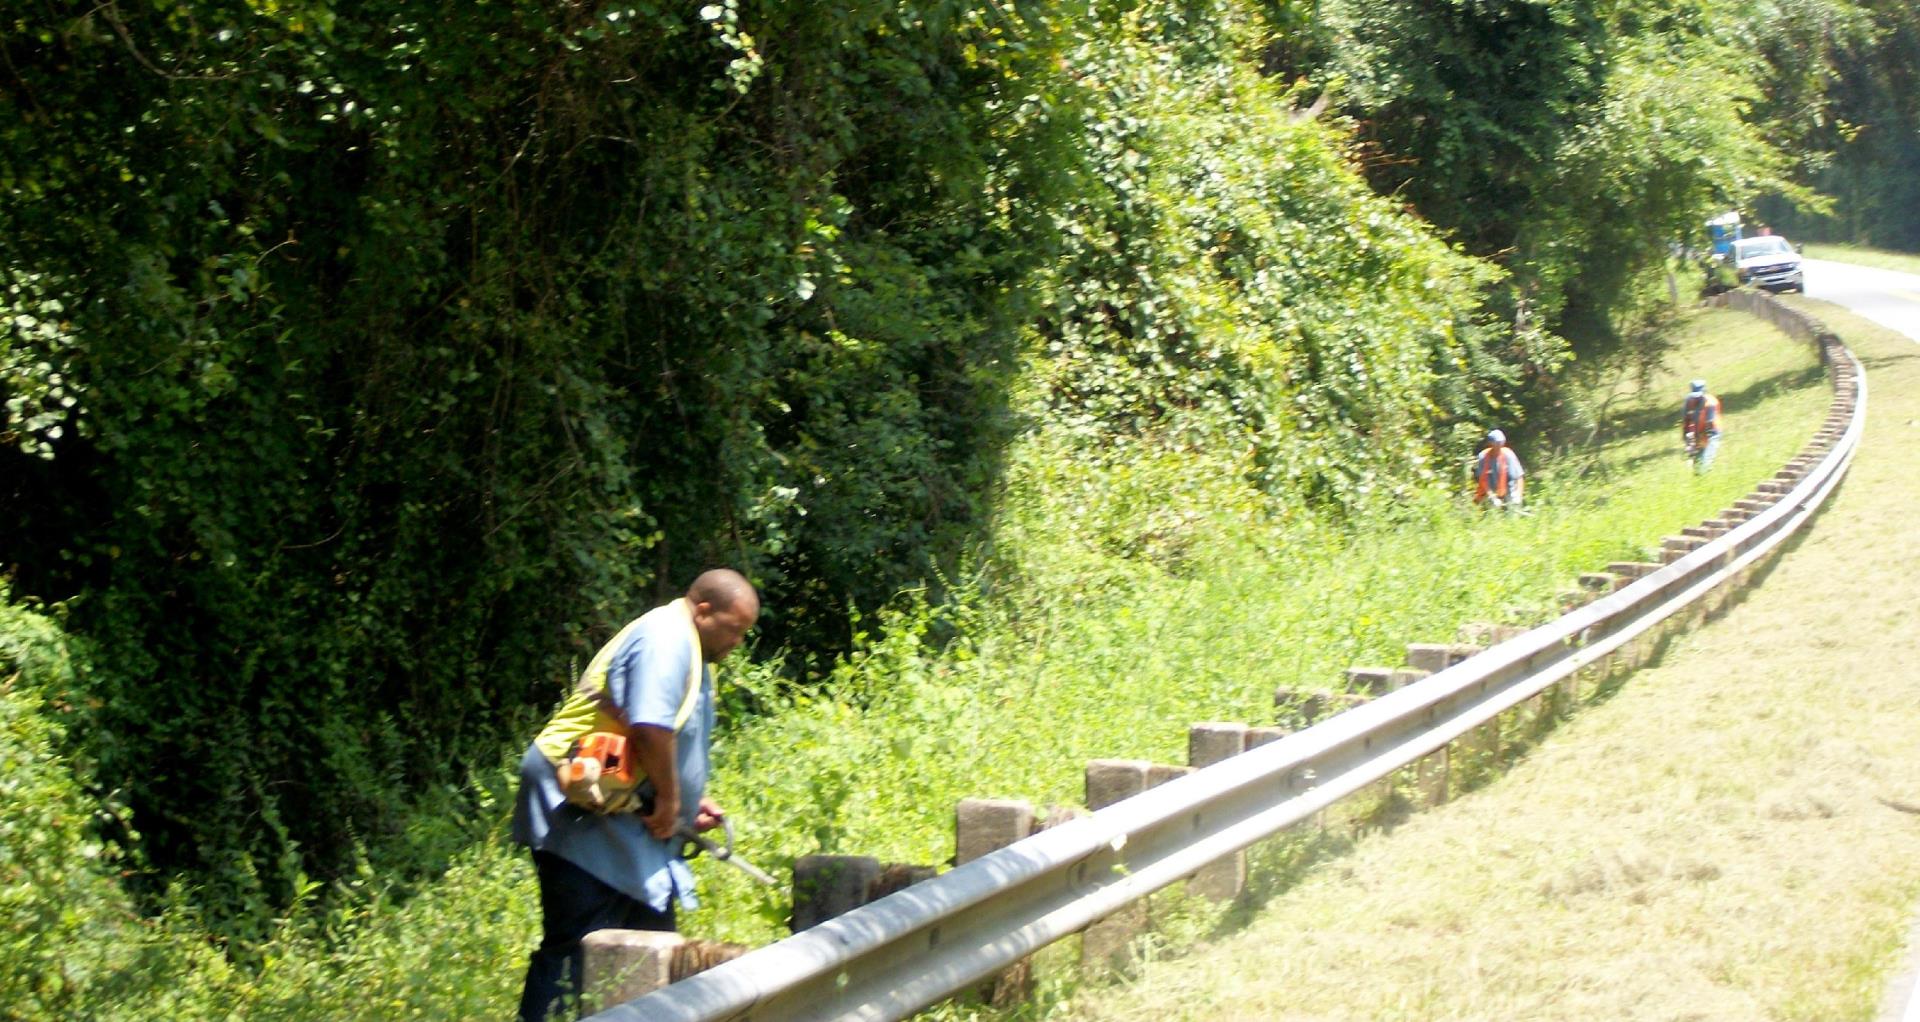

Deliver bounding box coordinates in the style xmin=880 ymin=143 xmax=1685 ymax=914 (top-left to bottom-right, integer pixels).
xmin=1683 ymin=394 xmax=1722 ymax=437
xmin=533 ymin=599 xmax=704 ymax=813
xmin=1475 ymin=447 xmax=1512 ymax=500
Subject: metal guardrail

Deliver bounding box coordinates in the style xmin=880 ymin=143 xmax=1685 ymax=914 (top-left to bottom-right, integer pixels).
xmin=590 ymin=314 xmax=1865 ymax=1022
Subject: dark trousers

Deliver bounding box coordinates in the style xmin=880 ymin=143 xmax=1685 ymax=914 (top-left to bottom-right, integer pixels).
xmin=518 ymin=850 xmax=676 ymax=1022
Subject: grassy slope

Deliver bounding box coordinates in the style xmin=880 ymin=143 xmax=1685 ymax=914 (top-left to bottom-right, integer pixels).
xmin=1802 ymin=243 xmax=1920 ymax=277
xmin=684 ymin=305 xmax=1828 ymax=944
xmin=1062 ymin=305 xmax=1920 ymax=1021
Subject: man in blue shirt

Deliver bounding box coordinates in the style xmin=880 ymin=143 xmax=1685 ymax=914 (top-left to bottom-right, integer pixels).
xmin=513 ymin=568 xmax=760 ymax=1022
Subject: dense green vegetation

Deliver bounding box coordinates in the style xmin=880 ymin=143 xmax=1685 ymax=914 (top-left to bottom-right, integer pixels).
xmin=2 ymin=0 xmax=1508 ymax=933
xmin=0 ymin=0 xmax=1893 ymax=1013
xmin=1759 ymin=0 xmax=1920 ymax=250
xmin=1 ymin=300 xmax=1830 ymax=1019
xmin=1296 ymin=0 xmax=1843 ymax=352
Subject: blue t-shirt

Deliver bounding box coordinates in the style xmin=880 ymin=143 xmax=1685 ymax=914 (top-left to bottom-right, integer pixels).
xmin=511 ymin=604 xmax=715 ymax=911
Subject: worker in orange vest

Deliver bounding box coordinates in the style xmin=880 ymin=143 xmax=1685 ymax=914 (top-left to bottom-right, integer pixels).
xmin=1682 ymin=380 xmax=1724 ymax=473
xmin=1473 ymin=429 xmax=1526 ymax=511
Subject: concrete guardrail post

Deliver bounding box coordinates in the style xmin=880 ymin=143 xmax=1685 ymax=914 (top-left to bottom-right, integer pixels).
xmin=1404 ymin=643 xmax=1481 ymax=674
xmin=1187 ymin=722 xmax=1248 ymax=768
xmin=1082 ymin=760 xmax=1154 ymax=973
xmin=581 ymin=929 xmax=685 ymax=1011
xmin=1274 ymin=687 xmax=1368 ymax=729
xmin=1577 ymin=572 xmax=1617 ymax=592
xmin=1147 ymin=763 xmax=1194 ymax=787
xmin=1343 ymin=666 xmax=1397 ymax=695
xmin=955 ymin=798 xmax=1034 ymax=868
xmin=1186 ymin=723 xmax=1249 ymax=901
xmin=1244 ymin=725 xmax=1291 ymax=749
xmin=1391 ymin=667 xmax=1430 ymax=689
xmin=1416 ymin=743 xmax=1450 ymax=805
xmin=954 ymin=798 xmax=1039 ymax=1005
xmin=788 ymin=857 xmax=936 ymax=937
xmin=1660 ymin=536 xmax=1699 ymax=563
xmin=790 ymin=855 xmax=883 ymax=933
xmin=1459 ymin=621 xmax=1528 ymax=646
xmin=1085 ymin=759 xmax=1152 ymax=813
xmin=1469 ymin=711 xmax=1502 ymax=774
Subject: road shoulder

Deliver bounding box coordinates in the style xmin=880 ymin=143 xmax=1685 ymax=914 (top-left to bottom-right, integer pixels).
xmin=1067 ymin=301 xmax=1920 ymax=1022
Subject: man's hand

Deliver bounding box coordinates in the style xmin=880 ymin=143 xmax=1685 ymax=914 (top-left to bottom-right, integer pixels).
xmin=694 ymin=797 xmax=725 ymax=833
xmin=641 ymin=792 xmax=680 ymax=839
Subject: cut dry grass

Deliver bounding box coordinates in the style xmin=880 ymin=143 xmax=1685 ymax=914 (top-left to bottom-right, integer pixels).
xmin=1057 ymin=302 xmax=1920 ymax=1022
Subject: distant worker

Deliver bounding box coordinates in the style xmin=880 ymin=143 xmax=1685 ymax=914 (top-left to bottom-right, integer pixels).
xmin=1473 ymin=429 xmax=1526 ymax=511
xmin=1682 ymin=379 xmax=1724 ymax=473
xmin=512 ymin=569 xmax=761 ymax=1022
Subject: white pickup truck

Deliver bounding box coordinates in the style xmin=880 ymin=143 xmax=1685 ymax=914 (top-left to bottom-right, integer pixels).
xmin=1731 ymin=235 xmax=1806 ymax=293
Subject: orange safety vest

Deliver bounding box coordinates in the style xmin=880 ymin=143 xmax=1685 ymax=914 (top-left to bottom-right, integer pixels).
xmin=1683 ymin=394 xmax=1722 ymax=437
xmin=1475 ymin=446 xmax=1514 ymax=500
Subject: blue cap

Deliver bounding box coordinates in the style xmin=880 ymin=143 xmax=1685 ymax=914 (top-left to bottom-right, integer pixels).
xmin=1690 ymin=379 xmax=1707 ymax=393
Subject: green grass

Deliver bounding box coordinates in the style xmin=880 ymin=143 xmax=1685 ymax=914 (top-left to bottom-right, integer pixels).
xmin=1801 ymin=242 xmax=1920 ymax=277
xmin=1 ymin=305 xmax=1833 ymax=1019
xmin=1062 ymin=300 xmax=1920 ymax=1022
xmin=682 ymin=304 xmax=1828 ymax=945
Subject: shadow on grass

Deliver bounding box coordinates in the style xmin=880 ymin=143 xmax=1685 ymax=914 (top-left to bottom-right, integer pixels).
xmin=1594 ymin=363 xmax=1828 ymax=447
xmin=1853 ymin=346 xmax=1920 ymax=373
xmin=1214 ymin=828 xmax=1361 ymax=938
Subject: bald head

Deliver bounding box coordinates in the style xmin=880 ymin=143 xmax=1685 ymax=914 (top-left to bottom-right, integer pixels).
xmin=686 ymin=568 xmax=759 ymax=661
xmin=688 ymin=568 xmax=757 ymax=613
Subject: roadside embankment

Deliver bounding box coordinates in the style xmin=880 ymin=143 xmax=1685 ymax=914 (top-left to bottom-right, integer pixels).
xmin=1062 ymin=299 xmax=1920 ymax=1022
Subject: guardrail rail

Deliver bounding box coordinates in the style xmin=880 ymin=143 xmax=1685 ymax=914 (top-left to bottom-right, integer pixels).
xmin=588 ymin=293 xmax=1865 ymax=1022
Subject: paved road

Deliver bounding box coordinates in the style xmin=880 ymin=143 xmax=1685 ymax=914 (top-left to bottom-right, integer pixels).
xmin=1804 ymin=258 xmax=1920 ymax=343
